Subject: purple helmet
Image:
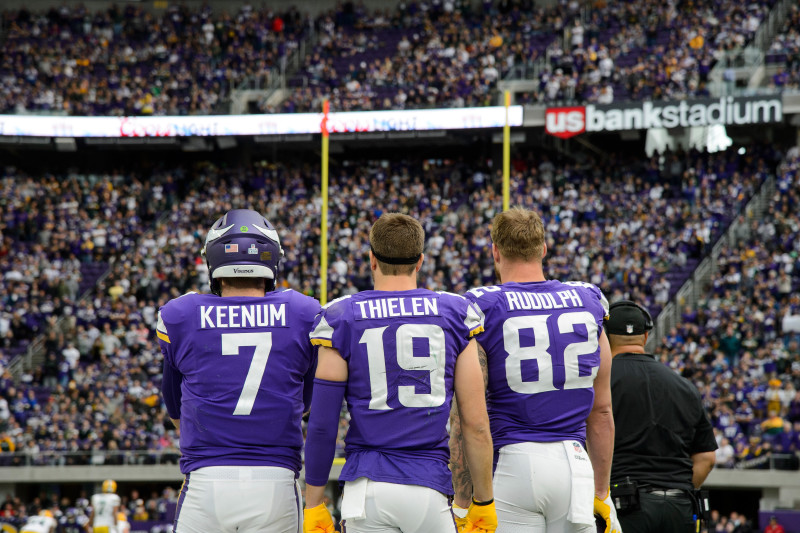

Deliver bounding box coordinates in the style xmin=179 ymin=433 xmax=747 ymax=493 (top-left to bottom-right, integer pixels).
xmin=201 ymin=209 xmax=284 ymax=295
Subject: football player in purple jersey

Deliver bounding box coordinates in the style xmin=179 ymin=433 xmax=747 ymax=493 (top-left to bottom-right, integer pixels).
xmin=157 ymin=209 xmax=321 ymax=533
xmin=303 ymin=213 xmax=497 ymax=533
xmin=452 ymin=208 xmax=621 ymax=533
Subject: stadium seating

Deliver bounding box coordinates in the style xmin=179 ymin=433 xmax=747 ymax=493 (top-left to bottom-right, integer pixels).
xmin=0 ymin=4 xmax=308 ymax=115
xmin=535 ymin=0 xmax=777 ymax=103
xmin=270 ymin=2 xmax=571 ymax=112
xmin=764 ymin=6 xmax=800 ymax=90
xmin=0 ymin=0 xmax=791 ymax=115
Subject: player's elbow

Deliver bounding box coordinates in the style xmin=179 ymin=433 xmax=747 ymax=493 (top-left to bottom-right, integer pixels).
xmin=460 ymin=416 xmax=492 ymax=445
xmin=586 ymin=405 xmax=614 ymax=432
xmin=590 ymin=394 xmax=613 ymax=417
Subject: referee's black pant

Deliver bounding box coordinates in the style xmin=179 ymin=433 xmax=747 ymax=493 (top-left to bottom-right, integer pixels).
xmin=618 ymin=491 xmax=697 ymax=533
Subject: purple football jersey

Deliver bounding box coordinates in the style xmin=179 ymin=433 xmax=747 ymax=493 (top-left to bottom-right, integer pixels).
xmin=157 ymin=290 xmax=321 ymax=474
xmin=309 ymin=289 xmax=483 ymax=494
xmin=465 ymin=281 xmax=609 ymax=450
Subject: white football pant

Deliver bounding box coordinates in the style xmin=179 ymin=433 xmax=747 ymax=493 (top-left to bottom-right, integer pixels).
xmin=174 ymin=466 xmax=301 ymax=533
xmin=494 ymin=441 xmax=596 ymax=533
xmin=341 ymin=479 xmax=456 ymax=533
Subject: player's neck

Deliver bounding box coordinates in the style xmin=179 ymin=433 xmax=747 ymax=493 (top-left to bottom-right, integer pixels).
xmin=499 ymin=263 xmax=546 ymax=284
xmin=373 ymin=274 xmax=418 ymax=292
xmin=220 ymin=288 xmax=267 ymax=297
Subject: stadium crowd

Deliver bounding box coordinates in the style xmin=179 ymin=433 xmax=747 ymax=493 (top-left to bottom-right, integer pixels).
xmin=269 ymin=0 xmax=568 ymax=112
xmin=653 ymin=149 xmax=800 ymax=469
xmin=271 ymin=0 xmax=784 ymax=111
xmin=0 ymin=3 xmax=309 ymax=115
xmin=0 ymin=486 xmax=179 ymax=531
xmin=765 ymin=5 xmax=800 ymax=91
xmin=1 ymin=0 xmax=793 ymax=117
xmin=0 ymin=169 xmax=173 ymax=363
xmin=1 ymin=143 xmax=795 ymax=466
xmin=534 ymin=0 xmax=776 ymax=104
xmin=0 ymin=168 xmax=181 ymax=466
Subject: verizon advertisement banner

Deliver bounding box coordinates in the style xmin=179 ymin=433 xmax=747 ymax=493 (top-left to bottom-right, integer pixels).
xmin=545 ymin=96 xmax=783 ymax=139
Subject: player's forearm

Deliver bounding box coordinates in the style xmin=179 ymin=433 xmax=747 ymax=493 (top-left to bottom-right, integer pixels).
xmin=170 ymin=418 xmax=180 ymax=430
xmin=461 ymin=421 xmax=494 ymax=502
xmin=449 ymin=397 xmax=473 ymax=508
xmin=304 ymin=378 xmax=345 ymax=500
xmin=691 ymin=451 xmax=716 ymax=488
xmin=452 ymin=339 xmax=494 ymax=502
xmin=586 ymin=408 xmax=614 ymax=498
xmin=304 ymin=483 xmax=326 ymax=509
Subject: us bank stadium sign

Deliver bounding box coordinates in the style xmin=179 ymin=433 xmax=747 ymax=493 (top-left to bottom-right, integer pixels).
xmin=544 ymin=96 xmax=783 ymax=139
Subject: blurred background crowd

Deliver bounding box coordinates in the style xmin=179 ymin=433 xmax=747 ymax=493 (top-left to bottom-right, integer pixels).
xmin=1 ymin=0 xmax=798 ymax=116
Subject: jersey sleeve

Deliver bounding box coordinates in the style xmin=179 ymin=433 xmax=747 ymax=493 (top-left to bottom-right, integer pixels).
xmin=296 ymin=293 xmax=323 ymax=412
xmin=464 ymin=286 xmax=501 ymax=341
xmin=439 ymin=293 xmax=485 ymax=356
xmin=156 ymin=309 xmax=171 ymax=344
xmin=156 ymin=305 xmax=182 ymax=418
xmin=155 ymin=293 xmax=196 ymax=364
xmin=156 ymin=307 xmax=176 ymax=368
xmin=564 ymin=281 xmax=609 ymax=320
xmin=309 ymin=311 xmax=334 ymax=348
xmin=309 ymin=296 xmax=350 ymax=351
xmin=465 ymin=301 xmax=484 ymax=338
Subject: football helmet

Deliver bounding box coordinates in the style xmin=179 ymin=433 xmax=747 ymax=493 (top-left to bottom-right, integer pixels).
xmin=102 ymin=479 xmax=117 ymax=493
xmin=201 ymin=209 xmax=284 ymax=295
xmin=39 ymin=510 xmax=54 ymax=518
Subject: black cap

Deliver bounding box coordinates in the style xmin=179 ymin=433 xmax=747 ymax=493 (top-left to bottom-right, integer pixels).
xmin=605 ymin=300 xmax=653 ymax=335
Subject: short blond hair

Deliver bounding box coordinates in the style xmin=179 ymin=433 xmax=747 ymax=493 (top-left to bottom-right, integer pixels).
xmin=369 ymin=213 xmax=424 ymax=275
xmin=491 ymin=207 xmax=545 ymax=262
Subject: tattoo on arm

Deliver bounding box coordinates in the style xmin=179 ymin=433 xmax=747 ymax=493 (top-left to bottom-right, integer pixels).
xmin=449 ymin=341 xmax=489 ymax=504
xmin=477 ymin=343 xmax=488 ymax=389
xmin=449 ymin=397 xmax=473 ymax=503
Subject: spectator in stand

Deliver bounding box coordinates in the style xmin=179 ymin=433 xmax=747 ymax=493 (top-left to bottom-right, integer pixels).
xmin=764 ymin=516 xmax=785 ymax=533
